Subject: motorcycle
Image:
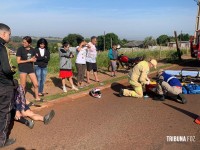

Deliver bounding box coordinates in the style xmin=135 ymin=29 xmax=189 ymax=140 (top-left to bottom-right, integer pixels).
xmin=108 ymin=54 xmax=144 ymax=72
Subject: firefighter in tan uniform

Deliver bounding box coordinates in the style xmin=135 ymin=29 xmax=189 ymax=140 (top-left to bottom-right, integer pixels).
xmin=119 ymin=59 xmax=157 ymax=98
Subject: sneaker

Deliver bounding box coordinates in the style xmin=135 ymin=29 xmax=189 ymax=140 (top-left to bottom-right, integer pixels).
xmin=44 ymin=110 xmax=55 ymax=125
xmin=153 ymin=94 xmax=165 ymax=101
xmin=27 ymin=120 xmax=34 ymax=129
xmin=0 ymin=138 xmax=16 ymax=148
xmin=63 ymin=86 xmax=67 ymax=93
xmin=177 ymin=93 xmax=187 ymax=104
xmin=72 ymin=86 xmax=79 ymax=91
xmin=119 ymin=88 xmax=124 ymax=97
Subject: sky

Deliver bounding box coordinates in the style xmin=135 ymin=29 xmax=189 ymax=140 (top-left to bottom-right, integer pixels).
xmin=0 ymin=0 xmax=198 ymax=40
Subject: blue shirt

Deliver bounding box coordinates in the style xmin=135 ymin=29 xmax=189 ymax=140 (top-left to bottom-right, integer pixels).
xmin=161 ymin=72 xmax=182 ymax=87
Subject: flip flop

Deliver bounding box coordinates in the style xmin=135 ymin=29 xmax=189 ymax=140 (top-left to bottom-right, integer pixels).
xmin=38 ymin=93 xmax=44 ymax=96
xmin=42 ymin=92 xmax=49 ymax=95
xmin=27 ymin=102 xmax=41 ymax=107
xmin=35 ymin=99 xmax=44 ymax=102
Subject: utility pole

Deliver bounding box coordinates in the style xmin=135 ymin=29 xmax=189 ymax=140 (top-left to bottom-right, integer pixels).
xmin=110 ymin=38 xmax=112 ymax=48
xmin=174 ymin=31 xmax=182 ymax=61
xmin=104 ymin=31 xmax=106 ymax=51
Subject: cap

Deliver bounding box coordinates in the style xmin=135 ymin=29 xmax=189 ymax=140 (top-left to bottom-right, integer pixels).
xmin=150 ymin=59 xmax=157 ymax=69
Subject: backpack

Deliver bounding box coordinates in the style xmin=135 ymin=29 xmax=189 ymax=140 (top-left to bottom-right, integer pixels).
xmin=182 ymin=84 xmax=200 ymax=94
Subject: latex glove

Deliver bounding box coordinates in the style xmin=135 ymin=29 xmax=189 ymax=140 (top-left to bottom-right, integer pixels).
xmin=146 ymin=78 xmax=150 ymax=85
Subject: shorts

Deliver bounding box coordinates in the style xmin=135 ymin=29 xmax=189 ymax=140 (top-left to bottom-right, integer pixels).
xmin=19 ymin=69 xmax=35 ymax=74
xmin=59 ymin=70 xmax=73 ymax=78
xmin=86 ymin=62 xmax=97 ymax=72
xmin=15 ymin=104 xmax=30 ymax=112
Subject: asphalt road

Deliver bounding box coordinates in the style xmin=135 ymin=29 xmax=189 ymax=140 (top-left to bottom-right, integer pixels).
xmin=4 ymin=63 xmax=200 ymax=150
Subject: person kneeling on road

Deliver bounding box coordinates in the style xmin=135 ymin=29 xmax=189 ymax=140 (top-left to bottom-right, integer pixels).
xmin=119 ymin=59 xmax=157 ymax=98
xmin=153 ymin=69 xmax=187 ymax=104
xmin=14 ymin=80 xmax=55 ymax=128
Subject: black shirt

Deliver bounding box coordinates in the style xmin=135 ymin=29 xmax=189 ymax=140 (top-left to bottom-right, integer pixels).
xmin=0 ymin=38 xmax=15 ymax=86
xmin=16 ymin=47 xmax=36 ymax=73
xmin=34 ymin=48 xmax=50 ymax=68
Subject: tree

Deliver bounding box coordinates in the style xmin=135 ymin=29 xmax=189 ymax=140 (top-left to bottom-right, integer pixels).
xmin=119 ymin=38 xmax=129 ymax=47
xmin=97 ymin=33 xmax=120 ymax=51
xmin=169 ymin=36 xmax=175 ymax=42
xmin=62 ymin=34 xmax=84 ymax=47
xmin=178 ymin=33 xmax=190 ymax=41
xmin=156 ymin=35 xmax=170 ymax=46
xmin=143 ymin=36 xmax=157 ymax=48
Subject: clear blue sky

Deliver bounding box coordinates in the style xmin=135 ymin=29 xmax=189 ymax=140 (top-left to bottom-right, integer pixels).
xmin=0 ymin=0 xmax=197 ymax=40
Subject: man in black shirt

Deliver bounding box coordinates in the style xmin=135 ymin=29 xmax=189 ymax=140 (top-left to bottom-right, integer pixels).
xmin=0 ymin=23 xmax=16 ymax=148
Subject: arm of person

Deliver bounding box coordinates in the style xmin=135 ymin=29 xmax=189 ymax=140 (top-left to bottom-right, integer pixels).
xmin=45 ymin=50 xmax=50 ymax=62
xmin=0 ymin=47 xmax=15 ymax=75
xmin=15 ymin=110 xmax=22 ymax=120
xmin=16 ymin=56 xmax=36 ymax=64
xmin=139 ymin=67 xmax=149 ymax=85
xmin=108 ymin=49 xmax=114 ymax=60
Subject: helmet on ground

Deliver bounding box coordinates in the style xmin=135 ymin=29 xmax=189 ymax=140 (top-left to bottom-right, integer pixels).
xmin=90 ymin=88 xmax=102 ymax=98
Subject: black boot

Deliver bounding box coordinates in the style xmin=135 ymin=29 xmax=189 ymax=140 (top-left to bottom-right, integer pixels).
xmin=153 ymin=94 xmax=165 ymax=101
xmin=177 ymin=93 xmax=187 ymax=104
xmin=0 ymin=138 xmax=16 ymax=148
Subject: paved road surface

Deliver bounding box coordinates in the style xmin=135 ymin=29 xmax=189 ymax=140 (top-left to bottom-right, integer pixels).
xmin=4 ymin=65 xmax=200 ymax=150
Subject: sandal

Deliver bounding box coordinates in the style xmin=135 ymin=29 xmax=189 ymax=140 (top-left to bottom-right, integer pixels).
xmin=38 ymin=93 xmax=44 ymax=97
xmin=27 ymin=102 xmax=34 ymax=107
xmin=35 ymin=99 xmax=44 ymax=102
xmin=42 ymin=92 xmax=48 ymax=95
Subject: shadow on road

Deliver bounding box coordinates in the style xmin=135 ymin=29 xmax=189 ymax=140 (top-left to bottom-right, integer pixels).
xmin=163 ymin=103 xmax=198 ymax=119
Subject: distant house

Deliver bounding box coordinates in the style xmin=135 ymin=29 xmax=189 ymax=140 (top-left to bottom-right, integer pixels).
xmin=168 ymin=41 xmax=190 ymax=48
xmin=124 ymin=40 xmax=143 ymax=48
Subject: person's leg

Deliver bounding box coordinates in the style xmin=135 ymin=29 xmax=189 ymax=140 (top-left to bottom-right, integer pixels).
xmin=19 ymin=73 xmax=27 ymax=92
xmin=22 ymin=109 xmax=55 ymax=125
xmin=61 ymin=78 xmax=67 ymax=92
xmin=81 ymin=64 xmax=86 ymax=84
xmin=111 ymin=61 xmax=117 ymax=76
xmin=69 ymin=76 xmax=78 ymax=91
xmin=110 ymin=61 xmax=114 ymax=76
xmin=40 ymin=67 xmax=47 ymax=94
xmin=22 ymin=110 xmax=44 ymax=121
xmin=0 ymin=86 xmax=15 ymax=147
xmin=86 ymin=62 xmax=91 ymax=83
xmin=93 ymin=63 xmax=99 ymax=82
xmin=28 ymin=73 xmax=40 ymax=100
xmin=123 ymin=85 xmax=143 ymax=98
xmin=35 ymin=66 xmax=42 ymax=95
xmin=76 ymin=63 xmax=82 ymax=86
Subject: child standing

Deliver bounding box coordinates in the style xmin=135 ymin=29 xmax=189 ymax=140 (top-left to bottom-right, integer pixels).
xmin=108 ymin=44 xmax=118 ymax=77
xmin=59 ymin=42 xmax=78 ymax=92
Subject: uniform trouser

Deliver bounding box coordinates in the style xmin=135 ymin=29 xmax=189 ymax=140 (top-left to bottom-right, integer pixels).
xmin=123 ymin=81 xmax=143 ymax=98
xmin=156 ymin=81 xmax=182 ymax=97
xmin=0 ymin=86 xmax=15 ymax=147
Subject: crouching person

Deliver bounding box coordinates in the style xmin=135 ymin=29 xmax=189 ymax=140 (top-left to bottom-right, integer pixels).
xmin=14 ymin=80 xmax=55 ymax=128
xmin=153 ymin=69 xmax=187 ymax=104
xmin=119 ymin=59 xmax=157 ymax=97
